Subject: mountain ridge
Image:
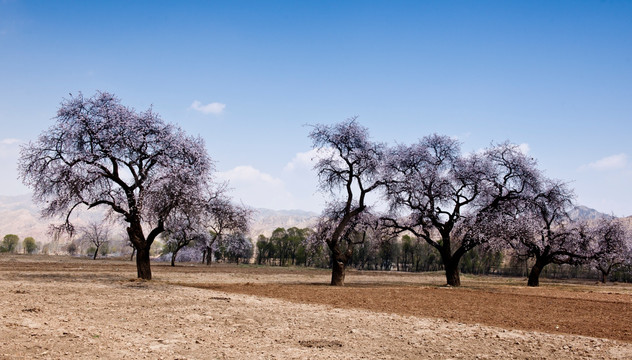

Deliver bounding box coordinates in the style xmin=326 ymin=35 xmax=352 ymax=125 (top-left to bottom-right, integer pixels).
xmin=1 ymin=194 xmax=627 ymax=243
xmin=0 ymin=194 xmax=319 ymax=242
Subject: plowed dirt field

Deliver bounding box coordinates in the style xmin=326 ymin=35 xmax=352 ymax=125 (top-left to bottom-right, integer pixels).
xmin=1 ymin=255 xmax=631 ymax=359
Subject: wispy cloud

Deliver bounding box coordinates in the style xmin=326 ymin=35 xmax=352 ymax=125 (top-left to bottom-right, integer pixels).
xmin=218 ymin=165 xmax=284 ymax=186
xmin=217 ymin=165 xmax=294 ymax=209
xmin=190 ymin=100 xmax=226 ymax=115
xmin=517 ymin=143 xmax=530 ymax=155
xmin=284 ymin=147 xmax=336 ymax=172
xmin=580 ymin=153 xmax=627 ymax=171
xmin=0 ymin=138 xmax=21 ymax=158
xmin=1 ymin=138 xmax=20 ymax=145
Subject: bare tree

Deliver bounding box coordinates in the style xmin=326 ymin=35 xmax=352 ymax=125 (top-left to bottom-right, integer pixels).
xmin=80 ymin=221 xmax=110 ymax=260
xmin=382 ymin=136 xmax=540 ymax=286
xmin=19 ymin=92 xmax=214 ymax=279
xmin=309 ymin=119 xmax=385 ymax=286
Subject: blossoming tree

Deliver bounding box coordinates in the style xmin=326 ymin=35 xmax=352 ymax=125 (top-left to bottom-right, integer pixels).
xmin=381 ymin=135 xmax=541 ymax=286
xmin=309 ymin=119 xmax=385 ymax=286
xmin=19 ymin=92 xmax=214 ymax=279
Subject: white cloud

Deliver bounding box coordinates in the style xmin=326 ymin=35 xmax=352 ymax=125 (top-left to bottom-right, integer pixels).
xmin=283 ymin=147 xmax=336 ymax=172
xmin=218 ymin=165 xmax=284 ymax=186
xmin=283 ymin=148 xmax=319 ymax=172
xmin=1 ymin=138 xmax=20 ymax=145
xmin=581 ymin=153 xmax=627 ymax=171
xmin=190 ymin=100 xmax=226 ymax=115
xmin=450 ymin=132 xmax=471 ymax=141
xmin=517 ymin=143 xmax=530 ymax=155
xmin=0 ymin=138 xmax=21 ymax=159
xmin=217 ymin=165 xmax=294 ymax=209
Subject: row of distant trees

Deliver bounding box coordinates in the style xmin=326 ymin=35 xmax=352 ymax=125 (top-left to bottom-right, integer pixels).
xmin=254 ymin=225 xmax=631 ymax=284
xmin=255 ymin=228 xmax=487 ymax=272
xmin=160 ymin=230 xmax=254 ymax=266
xmin=0 ymin=234 xmax=39 ymax=254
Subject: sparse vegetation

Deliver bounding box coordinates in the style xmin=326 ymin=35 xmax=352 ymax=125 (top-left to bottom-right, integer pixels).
xmin=1 ymin=234 xmax=19 ymax=253
xmin=22 ymin=237 xmax=38 ymax=254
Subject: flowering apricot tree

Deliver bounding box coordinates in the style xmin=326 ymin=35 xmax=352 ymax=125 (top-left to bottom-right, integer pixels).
xmin=19 ymin=92 xmax=214 ymax=279
xmin=500 ymin=181 xmax=596 ymax=286
xmin=309 ymin=119 xmax=385 ymax=286
xmin=381 ymin=136 xmax=541 ymax=286
xmin=200 ymin=193 xmax=252 ymax=265
xmin=588 ymin=218 xmax=629 ymax=283
xmin=164 ymin=201 xmax=210 ymax=267
xmin=79 ymin=220 xmax=110 ymax=260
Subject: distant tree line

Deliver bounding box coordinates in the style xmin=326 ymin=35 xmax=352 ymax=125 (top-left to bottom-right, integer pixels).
xmin=255 ymin=227 xmax=328 ymax=267
xmin=253 ymin=227 xmax=504 ymax=275
xmin=252 ymin=225 xmax=632 ymax=284
xmin=0 ymin=234 xmax=40 ymax=254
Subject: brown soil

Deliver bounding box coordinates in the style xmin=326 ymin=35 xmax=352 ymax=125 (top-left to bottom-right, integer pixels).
xmin=197 ymin=282 xmax=632 ymax=342
xmin=2 ymin=255 xmax=632 ymax=359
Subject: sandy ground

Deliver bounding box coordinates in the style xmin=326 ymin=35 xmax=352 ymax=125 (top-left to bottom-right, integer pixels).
xmin=1 ymin=255 xmax=631 ymax=359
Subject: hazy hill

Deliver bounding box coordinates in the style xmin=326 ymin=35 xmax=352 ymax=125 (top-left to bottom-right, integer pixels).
xmin=249 ymin=208 xmax=319 ymax=238
xmin=0 ymin=194 xmax=318 ymax=243
xmin=0 ymin=194 xmax=108 ymax=244
xmin=0 ymin=194 xmax=51 ymax=243
xmin=2 ymin=194 xmax=626 ymax=244
xmin=568 ymin=205 xmax=614 ymax=221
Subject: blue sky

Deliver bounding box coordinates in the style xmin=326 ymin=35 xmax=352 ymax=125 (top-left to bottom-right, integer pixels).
xmin=1 ymin=0 xmax=631 ymax=215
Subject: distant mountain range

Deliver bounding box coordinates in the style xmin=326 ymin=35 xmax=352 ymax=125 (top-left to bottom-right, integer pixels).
xmin=0 ymin=194 xmax=318 ymax=243
xmin=0 ymin=194 xmax=627 ymax=243
xmin=250 ymin=208 xmax=318 ymax=237
xmin=0 ymin=194 xmax=51 ymax=243
xmin=567 ymin=205 xmax=615 ymax=221
xmin=0 ymin=194 xmax=107 ymax=244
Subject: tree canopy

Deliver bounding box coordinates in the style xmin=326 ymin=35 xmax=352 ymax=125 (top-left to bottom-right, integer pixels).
xmin=19 ymin=92 xmax=215 ymax=279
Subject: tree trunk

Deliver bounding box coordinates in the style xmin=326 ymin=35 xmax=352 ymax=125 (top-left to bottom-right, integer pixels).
xmin=130 ymin=247 xmax=135 ymax=261
xmin=205 ymin=246 xmax=213 ymax=265
xmin=445 ymin=261 xmax=461 ymax=286
xmin=528 ymin=258 xmax=547 ymax=287
xmin=93 ymin=246 xmax=99 ymax=260
xmin=136 ymin=246 xmax=152 ymax=280
xmin=600 ymin=269 xmax=609 ymax=284
xmin=171 ymin=251 xmax=177 ymax=267
xmin=331 ymin=259 xmax=346 ymax=286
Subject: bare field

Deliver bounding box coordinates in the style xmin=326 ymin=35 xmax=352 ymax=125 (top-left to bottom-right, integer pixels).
xmin=1 ymin=255 xmax=632 ymax=359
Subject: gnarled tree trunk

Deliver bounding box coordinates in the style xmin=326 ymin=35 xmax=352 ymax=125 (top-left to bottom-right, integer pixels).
xmin=331 ymin=259 xmax=346 ymax=286
xmin=136 ymin=245 xmax=152 ymax=280
xmin=329 ymin=244 xmax=352 ymax=286
xmin=205 ymin=246 xmax=213 ymax=265
xmin=437 ymin=246 xmax=463 ymax=287
xmin=528 ymin=257 xmax=548 ymax=287
xmin=444 ymin=261 xmax=461 ymax=287
xmin=598 ymin=264 xmax=611 ymax=284
xmin=127 ymin=220 xmax=162 ymax=280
